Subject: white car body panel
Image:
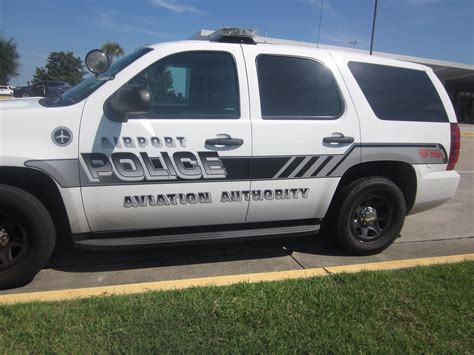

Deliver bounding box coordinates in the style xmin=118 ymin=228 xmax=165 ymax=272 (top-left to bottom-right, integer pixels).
xmin=330 ymin=51 xmax=452 ymax=169
xmin=410 ymin=165 xmax=460 ymax=215
xmin=79 ymin=42 xmax=252 ymax=232
xmin=0 ymin=39 xmax=460 ymax=237
xmin=242 ymin=45 xmax=361 ymax=222
xmin=0 ymin=98 xmax=90 ymax=233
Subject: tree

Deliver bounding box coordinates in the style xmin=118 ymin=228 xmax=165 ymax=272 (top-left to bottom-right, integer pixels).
xmin=129 ymin=64 xmax=174 ymax=103
xmin=101 ymin=41 xmax=125 ymax=61
xmin=33 ymin=67 xmax=48 ymax=82
xmin=0 ymin=35 xmax=20 ymax=84
xmin=33 ymin=51 xmax=85 ymax=85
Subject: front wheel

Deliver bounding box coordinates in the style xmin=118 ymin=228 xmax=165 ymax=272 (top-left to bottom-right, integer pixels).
xmin=335 ymin=177 xmax=406 ymax=255
xmin=0 ymin=185 xmax=56 ymax=290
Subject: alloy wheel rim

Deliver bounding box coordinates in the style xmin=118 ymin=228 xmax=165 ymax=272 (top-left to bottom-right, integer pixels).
xmin=0 ymin=214 xmax=29 ymax=271
xmin=350 ymin=195 xmax=392 ymax=242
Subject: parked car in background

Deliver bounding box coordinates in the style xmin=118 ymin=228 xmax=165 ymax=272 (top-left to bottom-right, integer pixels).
xmin=13 ymin=80 xmax=72 ymax=98
xmin=0 ymin=85 xmax=14 ymax=96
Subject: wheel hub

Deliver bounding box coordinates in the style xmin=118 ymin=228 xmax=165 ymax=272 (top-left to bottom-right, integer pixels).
xmin=0 ymin=227 xmax=10 ymax=249
xmin=359 ymin=207 xmax=378 ymax=225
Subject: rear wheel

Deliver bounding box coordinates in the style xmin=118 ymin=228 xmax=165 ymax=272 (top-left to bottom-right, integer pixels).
xmin=0 ymin=185 xmax=56 ymax=290
xmin=335 ymin=177 xmax=406 ymax=255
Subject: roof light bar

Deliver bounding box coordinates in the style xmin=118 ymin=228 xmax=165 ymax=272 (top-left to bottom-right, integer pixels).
xmin=208 ymin=28 xmax=258 ymax=44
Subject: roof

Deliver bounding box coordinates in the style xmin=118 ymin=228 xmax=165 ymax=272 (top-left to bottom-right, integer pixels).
xmin=190 ymin=29 xmax=474 ymax=86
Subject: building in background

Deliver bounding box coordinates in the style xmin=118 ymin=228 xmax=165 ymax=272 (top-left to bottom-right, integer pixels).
xmin=191 ymin=30 xmax=474 ymax=124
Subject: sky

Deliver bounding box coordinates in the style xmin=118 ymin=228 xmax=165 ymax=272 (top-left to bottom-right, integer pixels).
xmin=1 ymin=0 xmax=473 ymax=86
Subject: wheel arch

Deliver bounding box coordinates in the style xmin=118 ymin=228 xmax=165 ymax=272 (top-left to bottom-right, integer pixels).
xmin=334 ymin=161 xmax=417 ymax=214
xmin=0 ymin=166 xmax=71 ymax=238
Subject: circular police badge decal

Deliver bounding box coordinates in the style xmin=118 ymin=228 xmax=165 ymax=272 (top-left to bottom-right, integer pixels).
xmin=51 ymin=127 xmax=73 ymax=147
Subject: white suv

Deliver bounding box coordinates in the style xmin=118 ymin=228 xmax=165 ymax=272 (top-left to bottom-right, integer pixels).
xmin=0 ymin=29 xmax=460 ymax=289
xmin=0 ymin=85 xmax=14 ymax=96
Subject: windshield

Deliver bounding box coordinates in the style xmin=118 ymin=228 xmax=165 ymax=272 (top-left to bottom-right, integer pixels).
xmin=41 ymin=47 xmax=153 ymax=107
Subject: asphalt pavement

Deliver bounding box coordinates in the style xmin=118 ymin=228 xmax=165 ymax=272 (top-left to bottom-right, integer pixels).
xmin=1 ymin=126 xmax=473 ymax=295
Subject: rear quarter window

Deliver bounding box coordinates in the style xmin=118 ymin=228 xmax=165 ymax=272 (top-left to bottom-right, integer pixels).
xmin=348 ymin=61 xmax=448 ymax=122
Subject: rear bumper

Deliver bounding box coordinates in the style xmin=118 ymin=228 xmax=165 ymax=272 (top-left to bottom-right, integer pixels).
xmin=409 ymin=167 xmax=460 ymax=215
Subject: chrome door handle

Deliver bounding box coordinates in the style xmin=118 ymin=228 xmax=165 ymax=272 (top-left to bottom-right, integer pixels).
xmin=323 ymin=133 xmax=354 ymax=144
xmin=205 ymin=138 xmax=243 ymax=146
xmin=205 ymin=134 xmax=244 ymax=151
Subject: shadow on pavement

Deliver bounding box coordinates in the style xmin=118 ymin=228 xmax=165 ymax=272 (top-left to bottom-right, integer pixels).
xmin=47 ymin=230 xmax=345 ymax=273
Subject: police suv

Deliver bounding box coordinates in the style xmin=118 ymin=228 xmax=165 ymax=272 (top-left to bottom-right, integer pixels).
xmin=0 ymin=28 xmax=461 ymax=288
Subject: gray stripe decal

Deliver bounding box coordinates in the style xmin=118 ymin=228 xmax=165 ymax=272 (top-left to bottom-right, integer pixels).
xmin=311 ymin=156 xmax=333 ymax=177
xmin=303 ymin=156 xmax=328 ymax=177
xmin=326 ymin=145 xmax=358 ymax=176
xmin=24 ymin=142 xmax=447 ymax=187
xmin=318 ymin=155 xmax=345 ymax=177
xmin=272 ymin=157 xmax=296 ymax=179
xmin=288 ymin=156 xmax=312 ymax=178
xmin=25 ymin=159 xmax=80 ymax=188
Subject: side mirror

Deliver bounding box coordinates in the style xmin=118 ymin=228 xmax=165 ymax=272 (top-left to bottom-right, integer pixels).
xmin=85 ymin=49 xmax=110 ymax=75
xmin=104 ymin=85 xmax=151 ymax=122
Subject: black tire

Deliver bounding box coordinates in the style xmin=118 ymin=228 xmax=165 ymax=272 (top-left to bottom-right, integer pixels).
xmin=335 ymin=177 xmax=406 ymax=255
xmin=0 ymin=185 xmax=56 ymax=290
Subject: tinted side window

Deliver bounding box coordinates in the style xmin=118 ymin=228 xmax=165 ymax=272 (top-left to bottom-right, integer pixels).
xmin=128 ymin=51 xmax=240 ymax=119
xmin=348 ymin=62 xmax=448 ymax=122
xmin=257 ymin=55 xmax=342 ymax=119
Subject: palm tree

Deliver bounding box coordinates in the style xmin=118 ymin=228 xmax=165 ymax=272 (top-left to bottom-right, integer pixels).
xmin=101 ymin=41 xmax=125 ymax=62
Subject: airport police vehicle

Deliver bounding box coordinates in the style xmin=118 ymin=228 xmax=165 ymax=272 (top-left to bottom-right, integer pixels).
xmin=0 ymin=28 xmax=461 ymax=288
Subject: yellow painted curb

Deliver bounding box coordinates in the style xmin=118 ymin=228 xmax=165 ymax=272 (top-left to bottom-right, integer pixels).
xmin=325 ymin=253 xmax=473 ymax=273
xmin=0 ymin=254 xmax=472 ymax=304
xmin=0 ymin=268 xmax=328 ymax=305
xmin=460 ymin=132 xmax=474 ymax=136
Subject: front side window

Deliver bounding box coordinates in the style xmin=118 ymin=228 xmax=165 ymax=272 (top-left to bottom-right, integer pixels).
xmin=257 ymin=55 xmax=342 ymax=119
xmin=127 ymin=51 xmax=240 ymax=119
xmin=348 ymin=62 xmax=448 ymax=122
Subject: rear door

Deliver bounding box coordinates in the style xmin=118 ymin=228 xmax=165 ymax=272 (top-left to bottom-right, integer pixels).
xmin=242 ymin=45 xmax=361 ymax=223
xmin=79 ymin=43 xmax=252 ymax=232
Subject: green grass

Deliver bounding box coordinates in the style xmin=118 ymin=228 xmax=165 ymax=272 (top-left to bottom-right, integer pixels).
xmin=1 ymin=262 xmax=473 ymax=354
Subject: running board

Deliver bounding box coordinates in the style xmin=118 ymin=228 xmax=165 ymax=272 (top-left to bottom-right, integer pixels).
xmin=73 ymin=224 xmax=320 ymax=250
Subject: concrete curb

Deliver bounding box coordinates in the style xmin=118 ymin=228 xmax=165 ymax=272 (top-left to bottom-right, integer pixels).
xmin=0 ymin=253 xmax=472 ymax=305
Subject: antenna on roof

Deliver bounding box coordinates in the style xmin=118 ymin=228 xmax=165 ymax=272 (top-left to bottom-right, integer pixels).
xmin=316 ymin=0 xmax=324 ymax=48
xmin=264 ymin=17 xmax=268 ymax=44
xmin=369 ymin=0 xmax=378 ymax=55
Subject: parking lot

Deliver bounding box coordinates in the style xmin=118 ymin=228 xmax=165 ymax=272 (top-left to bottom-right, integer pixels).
xmin=1 ymin=126 xmax=473 ymax=295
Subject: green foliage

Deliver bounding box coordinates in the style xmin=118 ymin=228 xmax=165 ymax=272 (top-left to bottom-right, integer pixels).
xmin=0 ymin=261 xmax=473 ymax=353
xmin=32 ymin=67 xmax=47 ymax=82
xmin=0 ymin=35 xmax=20 ymax=85
xmin=145 ymin=66 xmax=174 ymax=102
xmin=33 ymin=51 xmax=85 ymax=85
xmin=101 ymin=41 xmax=125 ymax=61
xmin=129 ymin=64 xmax=175 ymax=103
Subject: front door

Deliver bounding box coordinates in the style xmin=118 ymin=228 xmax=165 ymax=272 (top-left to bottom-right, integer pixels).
xmin=242 ymin=45 xmax=361 ymax=223
xmin=79 ymin=44 xmax=251 ymax=232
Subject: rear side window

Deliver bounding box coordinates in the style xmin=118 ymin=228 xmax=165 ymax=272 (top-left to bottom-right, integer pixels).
xmin=348 ymin=62 xmax=448 ymax=122
xmin=257 ymin=55 xmax=342 ymax=119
